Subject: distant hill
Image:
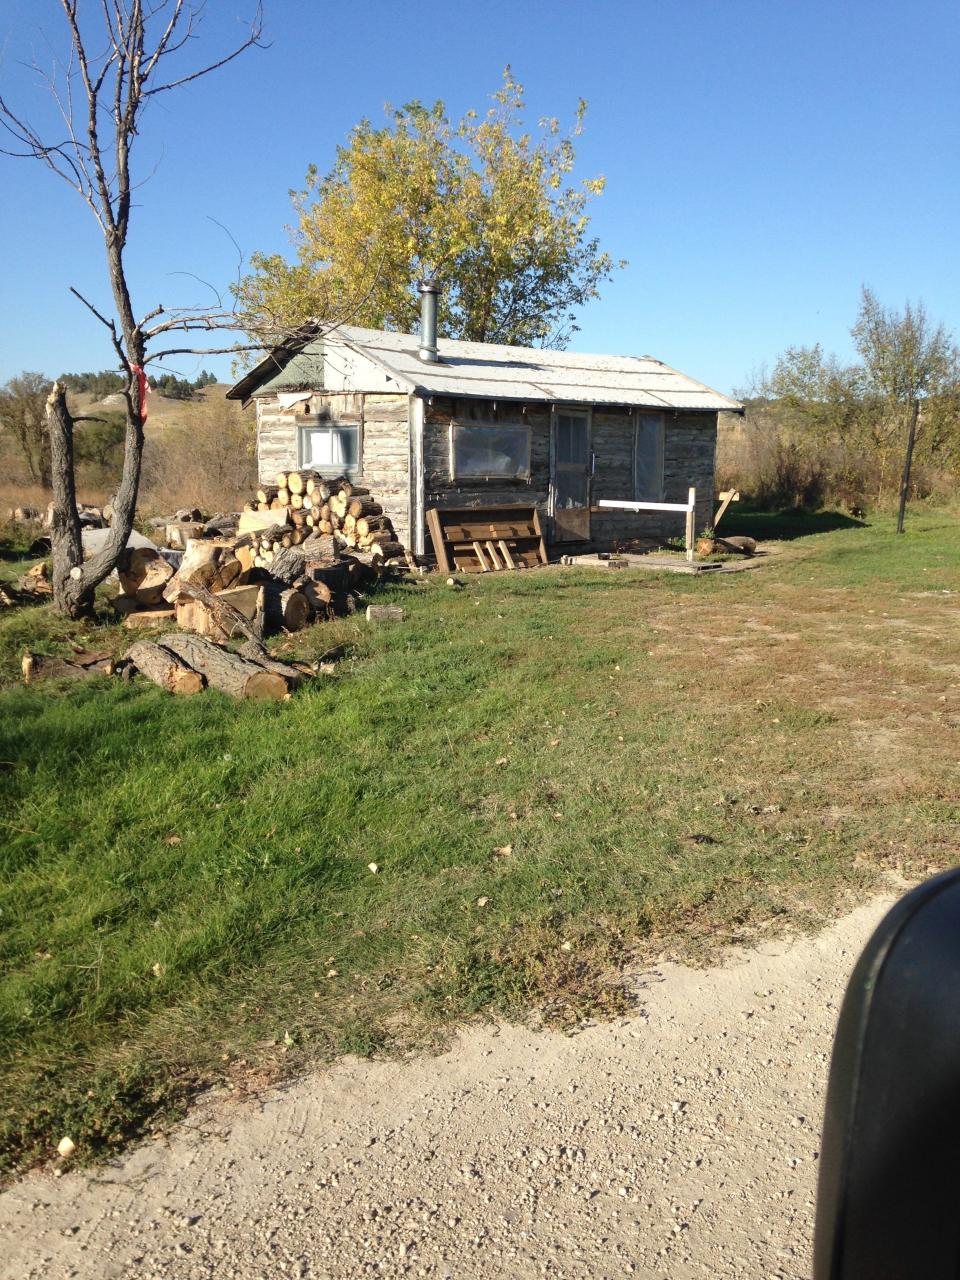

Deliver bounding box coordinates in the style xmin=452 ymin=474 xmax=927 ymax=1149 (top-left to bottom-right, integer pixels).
xmin=77 ymin=384 xmax=242 ymax=430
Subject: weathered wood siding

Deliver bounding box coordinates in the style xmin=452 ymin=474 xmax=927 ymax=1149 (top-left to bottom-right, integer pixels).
xmin=423 ymin=397 xmax=718 ymax=546
xmin=255 ymin=391 xmax=411 ymax=545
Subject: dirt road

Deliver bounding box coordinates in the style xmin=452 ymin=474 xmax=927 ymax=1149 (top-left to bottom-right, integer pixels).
xmin=0 ymin=896 xmax=891 ymax=1280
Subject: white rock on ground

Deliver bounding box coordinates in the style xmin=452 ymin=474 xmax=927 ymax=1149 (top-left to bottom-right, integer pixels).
xmin=0 ymin=896 xmax=893 ymax=1280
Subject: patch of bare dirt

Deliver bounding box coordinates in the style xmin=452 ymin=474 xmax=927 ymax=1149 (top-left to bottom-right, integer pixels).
xmin=0 ymin=899 xmax=894 ymax=1280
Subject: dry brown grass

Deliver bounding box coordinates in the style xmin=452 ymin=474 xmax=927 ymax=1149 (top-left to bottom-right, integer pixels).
xmin=717 ymin=408 xmax=958 ymax=513
xmin=138 ymin=392 xmax=256 ymax=515
xmin=0 ymin=385 xmax=256 ymax=520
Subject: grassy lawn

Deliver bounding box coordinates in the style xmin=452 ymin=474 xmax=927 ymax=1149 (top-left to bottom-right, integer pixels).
xmin=1 ymin=507 xmax=959 ymax=1175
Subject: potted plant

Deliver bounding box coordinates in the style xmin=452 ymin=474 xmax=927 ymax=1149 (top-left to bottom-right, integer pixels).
xmin=696 ymin=526 xmax=716 ymax=556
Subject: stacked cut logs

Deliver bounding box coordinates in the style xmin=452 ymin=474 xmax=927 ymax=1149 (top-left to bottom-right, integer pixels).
xmin=97 ymin=472 xmax=409 ymax=637
xmin=241 ymin=472 xmax=404 ymax=560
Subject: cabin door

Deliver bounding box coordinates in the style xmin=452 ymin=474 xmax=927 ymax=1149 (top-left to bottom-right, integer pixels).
xmin=550 ymin=409 xmax=592 ymax=542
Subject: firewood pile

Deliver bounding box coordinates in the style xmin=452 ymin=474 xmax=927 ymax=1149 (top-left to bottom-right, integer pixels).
xmin=113 ymin=472 xmax=411 ymax=639
xmin=242 ymin=470 xmax=404 ymax=560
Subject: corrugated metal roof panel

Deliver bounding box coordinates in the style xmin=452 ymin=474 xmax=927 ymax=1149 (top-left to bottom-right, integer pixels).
xmin=335 ymin=326 xmax=741 ymax=412
xmin=229 ymin=322 xmax=742 ymax=413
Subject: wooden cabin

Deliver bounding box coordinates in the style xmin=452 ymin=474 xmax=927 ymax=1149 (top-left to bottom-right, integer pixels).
xmin=227 ymin=299 xmax=742 ymax=558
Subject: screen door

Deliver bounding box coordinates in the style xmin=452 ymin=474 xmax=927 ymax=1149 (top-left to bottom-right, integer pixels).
xmin=551 ymin=410 xmax=591 ymax=542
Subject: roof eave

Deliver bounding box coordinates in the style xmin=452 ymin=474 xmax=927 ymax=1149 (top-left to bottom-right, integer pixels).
xmin=411 ymin=386 xmax=741 ymax=413
xmin=225 ymin=321 xmax=327 ymax=403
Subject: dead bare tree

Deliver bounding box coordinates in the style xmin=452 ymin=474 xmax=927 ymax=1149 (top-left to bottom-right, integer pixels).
xmin=0 ymin=1 xmax=266 ymax=616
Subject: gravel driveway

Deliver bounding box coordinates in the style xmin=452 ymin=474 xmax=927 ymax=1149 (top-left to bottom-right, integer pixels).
xmin=0 ymin=896 xmax=891 ymax=1280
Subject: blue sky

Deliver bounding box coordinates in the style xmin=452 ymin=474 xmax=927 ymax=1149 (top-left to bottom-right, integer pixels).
xmin=1 ymin=0 xmax=958 ymax=395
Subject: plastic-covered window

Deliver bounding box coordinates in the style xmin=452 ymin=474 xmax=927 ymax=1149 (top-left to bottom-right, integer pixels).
xmin=452 ymin=424 xmax=531 ymax=480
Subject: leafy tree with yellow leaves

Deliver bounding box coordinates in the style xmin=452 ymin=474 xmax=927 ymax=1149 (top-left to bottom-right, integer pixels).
xmin=235 ymin=69 xmax=621 ymax=348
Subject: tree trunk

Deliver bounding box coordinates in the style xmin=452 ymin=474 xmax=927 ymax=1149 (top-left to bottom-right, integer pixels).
xmin=46 ymin=364 xmax=146 ymax=618
xmin=896 ymin=398 xmax=921 ymax=535
xmin=46 ymin=383 xmax=87 ymax=616
xmin=126 ymin=639 xmax=204 ymax=695
xmin=159 ymin=633 xmax=291 ymax=700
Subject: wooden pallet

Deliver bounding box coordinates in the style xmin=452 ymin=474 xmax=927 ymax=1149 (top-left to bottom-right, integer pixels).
xmin=426 ymin=505 xmax=549 ymax=574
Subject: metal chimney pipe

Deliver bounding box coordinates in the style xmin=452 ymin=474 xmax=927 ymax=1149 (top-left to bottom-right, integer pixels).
xmin=418 ymin=279 xmax=439 ymax=363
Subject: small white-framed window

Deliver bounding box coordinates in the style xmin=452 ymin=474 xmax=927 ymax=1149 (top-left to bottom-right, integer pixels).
xmin=450 ymin=422 xmax=531 ymax=481
xmin=299 ymin=422 xmax=359 ymax=474
xmin=634 ymin=412 xmax=665 ymax=501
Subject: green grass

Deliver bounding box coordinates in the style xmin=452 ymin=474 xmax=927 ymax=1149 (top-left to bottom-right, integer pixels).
xmin=1 ymin=506 xmax=959 ymax=1175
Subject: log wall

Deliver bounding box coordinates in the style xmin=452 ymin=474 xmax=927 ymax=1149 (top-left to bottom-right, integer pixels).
xmin=424 ymin=398 xmax=551 ymax=511
xmin=255 ymin=388 xmax=718 ymax=552
xmin=255 ymin=391 xmax=411 ymax=545
xmin=590 ymin=410 xmax=718 ymax=544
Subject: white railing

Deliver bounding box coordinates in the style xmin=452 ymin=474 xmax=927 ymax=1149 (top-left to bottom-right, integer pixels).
xmin=597 ymin=486 xmax=697 ymax=561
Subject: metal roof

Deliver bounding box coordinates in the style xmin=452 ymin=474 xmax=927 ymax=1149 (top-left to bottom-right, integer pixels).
xmin=228 ymin=323 xmax=743 ymax=413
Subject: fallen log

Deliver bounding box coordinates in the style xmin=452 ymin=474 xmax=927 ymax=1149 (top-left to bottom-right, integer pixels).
xmin=159 ymin=633 xmax=291 ymax=700
xmin=126 ymin=640 xmax=204 ymax=695
xmin=716 ymin=535 xmax=758 ymax=556
xmin=21 ymin=650 xmax=114 ymax=683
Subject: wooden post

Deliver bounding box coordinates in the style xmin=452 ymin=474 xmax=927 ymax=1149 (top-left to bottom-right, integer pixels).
xmin=685 ymin=487 xmax=696 ymax=562
xmin=713 ymin=489 xmax=740 ymax=529
xmin=896 ymin=398 xmax=921 ymax=535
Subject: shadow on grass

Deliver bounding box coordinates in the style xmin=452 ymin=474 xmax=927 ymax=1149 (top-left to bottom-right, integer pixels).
xmin=720 ymin=507 xmax=868 ymax=541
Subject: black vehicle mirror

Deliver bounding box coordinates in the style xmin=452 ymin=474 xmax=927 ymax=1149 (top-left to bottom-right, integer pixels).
xmin=814 ymin=867 xmax=960 ymax=1278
